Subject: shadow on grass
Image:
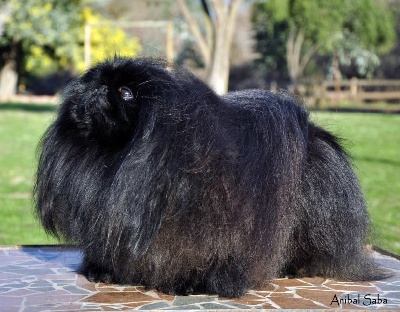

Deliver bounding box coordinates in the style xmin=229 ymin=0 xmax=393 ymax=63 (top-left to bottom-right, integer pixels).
xmin=356 ymin=156 xmax=400 ymax=167
xmin=312 ymin=107 xmax=400 ymax=114
xmin=0 ymin=102 xmax=57 ymax=113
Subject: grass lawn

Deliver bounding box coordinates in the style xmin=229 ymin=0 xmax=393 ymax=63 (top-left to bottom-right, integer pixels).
xmin=311 ymin=111 xmax=400 ymax=255
xmin=0 ymin=102 xmax=399 ymax=255
xmin=0 ymin=103 xmax=57 ymax=245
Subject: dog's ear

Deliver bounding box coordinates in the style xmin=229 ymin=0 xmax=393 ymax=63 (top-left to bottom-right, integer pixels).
xmin=106 ymin=146 xmax=170 ymax=257
xmin=34 ymin=125 xmax=66 ymax=238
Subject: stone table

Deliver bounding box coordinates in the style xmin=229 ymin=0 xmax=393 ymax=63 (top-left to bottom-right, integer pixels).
xmin=0 ymin=246 xmax=399 ymax=311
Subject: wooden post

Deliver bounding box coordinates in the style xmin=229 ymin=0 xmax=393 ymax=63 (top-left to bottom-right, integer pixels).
xmin=333 ymin=51 xmax=341 ymax=107
xmin=321 ymin=81 xmax=328 ymax=107
xmin=350 ymin=77 xmax=358 ymax=102
xmin=84 ymin=24 xmax=91 ymax=69
xmin=166 ymin=22 xmax=174 ymax=62
xmin=270 ymin=81 xmax=277 ymax=92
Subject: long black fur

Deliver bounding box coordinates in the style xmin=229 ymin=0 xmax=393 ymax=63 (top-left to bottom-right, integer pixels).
xmin=34 ymin=57 xmax=390 ymax=298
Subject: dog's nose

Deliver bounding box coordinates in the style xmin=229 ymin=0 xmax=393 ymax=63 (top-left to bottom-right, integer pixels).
xmin=97 ymin=85 xmax=108 ymax=94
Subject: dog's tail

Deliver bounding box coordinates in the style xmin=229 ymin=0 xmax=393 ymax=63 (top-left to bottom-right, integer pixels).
xmin=286 ymin=124 xmax=393 ymax=281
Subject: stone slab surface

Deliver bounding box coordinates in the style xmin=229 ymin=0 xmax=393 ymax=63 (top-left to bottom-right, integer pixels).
xmin=0 ymin=246 xmax=399 ymax=311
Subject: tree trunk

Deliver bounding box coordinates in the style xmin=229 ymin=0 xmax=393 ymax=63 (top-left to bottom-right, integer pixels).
xmin=178 ymin=0 xmax=243 ymax=95
xmin=0 ymin=61 xmax=17 ymax=97
xmin=177 ymin=0 xmax=212 ymax=67
xmin=286 ymin=28 xmax=304 ymax=87
xmin=286 ymin=27 xmax=319 ymax=88
xmin=207 ymin=20 xmax=231 ymax=94
xmin=0 ymin=4 xmax=17 ymax=97
xmin=207 ymin=0 xmax=243 ymax=94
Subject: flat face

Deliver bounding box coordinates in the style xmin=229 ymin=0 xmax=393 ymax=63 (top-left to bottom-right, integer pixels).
xmin=58 ymin=57 xmax=177 ymax=148
xmin=1 ymin=246 xmax=399 ymax=310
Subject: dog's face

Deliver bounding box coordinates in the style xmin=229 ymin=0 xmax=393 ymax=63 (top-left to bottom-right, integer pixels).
xmin=59 ymin=58 xmax=172 ymax=145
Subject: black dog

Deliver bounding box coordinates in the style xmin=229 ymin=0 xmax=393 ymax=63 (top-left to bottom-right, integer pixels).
xmin=35 ymin=57 xmax=389 ymax=298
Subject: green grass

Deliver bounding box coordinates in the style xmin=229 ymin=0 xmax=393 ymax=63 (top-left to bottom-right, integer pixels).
xmin=311 ymin=112 xmax=400 ymax=255
xmin=0 ymin=103 xmax=57 ymax=245
xmin=0 ymin=102 xmax=399 ymax=255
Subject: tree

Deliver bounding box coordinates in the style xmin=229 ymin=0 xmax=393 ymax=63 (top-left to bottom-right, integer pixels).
xmin=0 ymin=0 xmax=141 ymax=96
xmin=80 ymin=7 xmax=141 ymax=72
xmin=252 ymin=0 xmax=396 ymax=85
xmin=0 ymin=0 xmax=84 ymax=96
xmin=331 ymin=0 xmax=396 ymax=79
xmin=177 ymin=0 xmax=244 ymax=94
xmin=378 ymin=0 xmax=400 ymax=79
xmin=331 ymin=30 xmax=381 ymax=79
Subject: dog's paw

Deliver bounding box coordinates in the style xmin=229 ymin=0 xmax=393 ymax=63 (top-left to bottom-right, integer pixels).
xmin=154 ymin=284 xmax=194 ymax=296
xmin=79 ymin=261 xmax=114 ymax=284
xmin=86 ymin=268 xmax=113 ymax=284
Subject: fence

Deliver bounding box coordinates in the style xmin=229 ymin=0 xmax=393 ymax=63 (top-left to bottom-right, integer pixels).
xmin=301 ymin=79 xmax=400 ymax=106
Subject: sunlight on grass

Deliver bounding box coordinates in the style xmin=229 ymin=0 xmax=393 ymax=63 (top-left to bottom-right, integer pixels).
xmin=0 ymin=104 xmax=57 ymax=245
xmin=0 ymin=103 xmax=399 ymax=255
xmin=311 ymin=112 xmax=400 ymax=254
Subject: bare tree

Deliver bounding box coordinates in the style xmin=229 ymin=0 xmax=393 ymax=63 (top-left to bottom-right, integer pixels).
xmin=286 ymin=28 xmax=319 ymax=87
xmin=177 ymin=0 xmax=244 ymax=94
xmin=0 ymin=2 xmax=16 ymax=98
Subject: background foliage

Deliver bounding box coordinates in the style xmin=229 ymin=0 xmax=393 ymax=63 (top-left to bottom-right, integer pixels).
xmin=0 ymin=0 xmax=141 ymax=94
xmin=252 ymin=0 xmax=396 ymax=83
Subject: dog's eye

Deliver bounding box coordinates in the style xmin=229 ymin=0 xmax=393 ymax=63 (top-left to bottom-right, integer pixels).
xmin=118 ymin=86 xmax=133 ymax=101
